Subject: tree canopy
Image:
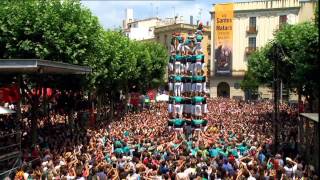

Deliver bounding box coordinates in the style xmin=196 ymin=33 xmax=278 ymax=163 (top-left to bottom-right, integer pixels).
xmin=242 ymin=22 xmax=319 ymax=103
xmin=0 ymin=0 xmax=102 ymax=65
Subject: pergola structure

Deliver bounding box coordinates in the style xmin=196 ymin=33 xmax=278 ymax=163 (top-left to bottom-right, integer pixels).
xmin=0 ymin=59 xmax=91 ymax=177
xmin=298 ymin=113 xmax=319 ymax=173
xmin=0 ymin=59 xmax=91 ymax=74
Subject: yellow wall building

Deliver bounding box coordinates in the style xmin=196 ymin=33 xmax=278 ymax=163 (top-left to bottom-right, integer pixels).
xmin=154 ymin=23 xmax=211 ymax=79
xmin=209 ymin=0 xmax=317 ymax=100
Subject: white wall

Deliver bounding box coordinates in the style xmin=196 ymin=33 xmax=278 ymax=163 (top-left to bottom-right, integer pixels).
xmin=127 ymin=19 xmax=159 ymax=40
xmin=232 ymin=9 xmax=299 ymax=72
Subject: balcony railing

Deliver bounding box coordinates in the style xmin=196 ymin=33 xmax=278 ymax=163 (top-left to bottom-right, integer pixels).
xmin=246 ymin=26 xmax=258 ymax=34
xmin=245 ymin=47 xmax=258 ymax=55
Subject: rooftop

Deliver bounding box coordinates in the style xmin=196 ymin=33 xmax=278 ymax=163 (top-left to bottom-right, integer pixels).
xmin=127 ymin=17 xmax=160 ymax=24
xmin=154 ymin=23 xmax=211 ymax=33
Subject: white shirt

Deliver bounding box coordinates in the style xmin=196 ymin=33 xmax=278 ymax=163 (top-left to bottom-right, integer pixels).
xmin=176 ymin=172 xmax=189 ymax=180
xmin=184 ymin=168 xmax=196 ymax=176
xmin=284 ymin=164 xmax=297 ymax=178
xmin=126 ymin=173 xmax=140 ymax=180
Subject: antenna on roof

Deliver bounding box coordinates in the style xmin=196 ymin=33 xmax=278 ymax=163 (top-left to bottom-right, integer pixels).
xmin=150 ymin=3 xmax=154 ymax=17
xmin=156 ymin=6 xmax=159 ymax=18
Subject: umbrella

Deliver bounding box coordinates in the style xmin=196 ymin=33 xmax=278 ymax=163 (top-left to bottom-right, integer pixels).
xmin=0 ymin=106 xmax=16 ymax=114
xmin=156 ymin=94 xmax=169 ymax=102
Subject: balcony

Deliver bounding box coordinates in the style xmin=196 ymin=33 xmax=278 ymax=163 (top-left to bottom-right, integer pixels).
xmin=245 ymin=47 xmax=258 ymax=55
xmin=246 ymin=26 xmax=258 ymax=34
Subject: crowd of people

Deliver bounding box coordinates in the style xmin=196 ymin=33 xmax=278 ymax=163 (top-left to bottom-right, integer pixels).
xmin=0 ymin=98 xmax=318 ymax=179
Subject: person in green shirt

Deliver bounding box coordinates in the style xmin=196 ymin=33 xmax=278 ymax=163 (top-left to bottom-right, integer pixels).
xmin=191 ymin=76 xmax=206 ymax=96
xmin=170 ymin=32 xmax=176 ymax=54
xmin=169 ymin=118 xmax=185 ymax=128
xmin=175 ymin=54 xmax=184 ymax=74
xmin=183 ymin=31 xmax=194 ymax=55
xmin=194 ymin=54 xmax=205 ymax=76
xmin=193 ymin=31 xmax=203 ymax=55
xmin=168 ymin=55 xmax=175 ymax=74
xmin=176 ymin=32 xmax=184 ymax=55
xmin=189 ymin=55 xmax=197 ymax=76
xmin=173 ymin=75 xmax=183 ymax=97
xmin=191 ymin=119 xmax=207 ymax=128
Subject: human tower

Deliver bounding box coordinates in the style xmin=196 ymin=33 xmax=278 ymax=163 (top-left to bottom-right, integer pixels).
xmin=168 ymin=23 xmax=208 ymax=130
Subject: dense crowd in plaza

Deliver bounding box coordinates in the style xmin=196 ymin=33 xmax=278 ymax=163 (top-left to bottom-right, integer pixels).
xmin=1 ymin=98 xmax=317 ymax=180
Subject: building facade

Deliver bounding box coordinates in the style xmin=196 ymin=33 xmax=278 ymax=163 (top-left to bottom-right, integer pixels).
xmin=209 ymin=0 xmax=317 ymax=100
xmin=154 ymin=23 xmax=211 ymax=79
xmin=123 ymin=8 xmax=185 ymax=41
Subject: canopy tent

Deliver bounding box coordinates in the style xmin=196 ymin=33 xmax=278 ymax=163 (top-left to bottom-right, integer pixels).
xmin=0 ymin=106 xmax=16 ymax=114
xmin=156 ymin=94 xmax=169 ymax=101
xmin=0 ymin=59 xmax=91 ymax=74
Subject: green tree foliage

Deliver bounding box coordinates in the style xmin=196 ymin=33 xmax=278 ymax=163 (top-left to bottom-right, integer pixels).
xmin=243 ymin=22 xmax=318 ymax=103
xmin=89 ymin=31 xmax=168 ymax=96
xmin=274 ymin=22 xmax=318 ymax=97
xmin=89 ymin=31 xmax=138 ymax=96
xmin=0 ymin=0 xmax=102 ymax=65
xmin=241 ymin=45 xmax=273 ymax=95
xmin=0 ymin=0 xmax=103 ymax=143
xmin=0 ymin=0 xmax=169 ymax=125
xmin=133 ymin=41 xmax=168 ymax=92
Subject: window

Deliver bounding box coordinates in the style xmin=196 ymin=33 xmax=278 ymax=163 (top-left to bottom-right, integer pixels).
xmin=208 ymin=34 xmax=211 ymax=40
xmin=234 ymin=82 xmax=240 ymax=89
xmin=248 ymin=37 xmax=256 ymax=48
xmin=279 ymin=15 xmax=287 ymax=25
xmin=249 ymin=17 xmax=256 ymax=28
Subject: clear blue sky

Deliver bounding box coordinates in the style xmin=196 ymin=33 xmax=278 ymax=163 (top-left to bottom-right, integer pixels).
xmin=81 ymin=0 xmax=234 ymax=29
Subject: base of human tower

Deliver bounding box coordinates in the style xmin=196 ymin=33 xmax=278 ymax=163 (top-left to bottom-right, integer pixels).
xmin=167 ymin=118 xmax=208 ymax=132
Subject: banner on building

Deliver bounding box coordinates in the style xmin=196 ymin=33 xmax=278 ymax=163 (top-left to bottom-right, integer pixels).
xmin=214 ymin=3 xmax=233 ymax=76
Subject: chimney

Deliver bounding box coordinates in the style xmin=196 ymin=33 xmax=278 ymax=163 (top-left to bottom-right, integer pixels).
xmin=190 ymin=16 xmax=193 ymax=25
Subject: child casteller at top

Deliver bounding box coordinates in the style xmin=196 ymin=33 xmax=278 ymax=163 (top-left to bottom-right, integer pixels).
xmin=170 ymin=22 xmax=205 ymax=56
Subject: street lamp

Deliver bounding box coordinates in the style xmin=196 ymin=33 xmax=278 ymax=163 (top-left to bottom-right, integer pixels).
xmin=267 ymin=42 xmax=282 ymax=153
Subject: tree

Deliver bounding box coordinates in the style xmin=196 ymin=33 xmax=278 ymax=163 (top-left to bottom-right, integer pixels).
xmin=242 ymin=45 xmax=273 ymax=88
xmin=244 ymin=22 xmax=318 ymax=110
xmin=89 ymin=32 xmax=168 ymax=118
xmin=274 ymin=22 xmax=318 ymax=109
xmin=0 ymin=0 xmax=103 ymax=143
xmin=133 ymin=41 xmax=168 ymax=93
xmin=240 ymin=68 xmax=259 ymax=100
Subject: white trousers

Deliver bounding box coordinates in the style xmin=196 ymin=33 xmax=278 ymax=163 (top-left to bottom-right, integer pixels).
xmin=175 ymin=62 xmax=183 ymax=74
xmin=174 ymin=82 xmax=182 ymax=96
xmin=184 ymin=104 xmax=191 ymax=114
xmin=202 ymin=104 xmax=208 ymax=114
xmin=177 ymin=43 xmax=184 ymax=53
xmin=185 ymin=62 xmax=191 ymax=72
xmin=168 ymin=63 xmax=174 ymax=72
xmin=193 ymin=62 xmax=203 ymax=75
xmin=169 ymin=82 xmax=173 ymax=91
xmin=192 ymin=104 xmax=202 ymax=116
xmin=168 ymin=104 xmax=173 ymax=113
xmin=174 ymin=104 xmax=183 ymax=117
xmin=185 ymin=83 xmax=191 ymax=93
xmin=192 ymin=83 xmax=202 ymax=93
xmin=193 ymin=42 xmax=202 ymax=54
xmin=202 ymin=82 xmax=206 ymax=93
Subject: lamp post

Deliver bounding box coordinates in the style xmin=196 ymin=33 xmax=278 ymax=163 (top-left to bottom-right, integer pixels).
xmin=268 ymin=43 xmax=281 ymax=153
